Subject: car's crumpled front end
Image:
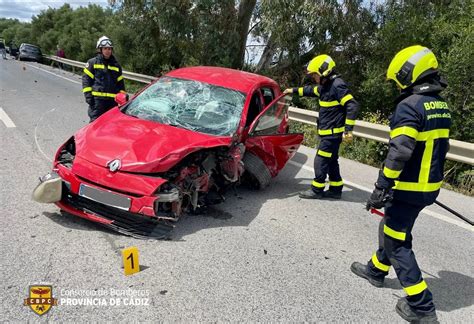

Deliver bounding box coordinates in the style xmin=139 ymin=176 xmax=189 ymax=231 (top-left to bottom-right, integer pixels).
xmin=32 ymin=135 xmax=177 ymax=238
xmin=33 ymin=129 xmax=243 ymax=239
xmin=32 ymin=136 xmax=76 ymax=205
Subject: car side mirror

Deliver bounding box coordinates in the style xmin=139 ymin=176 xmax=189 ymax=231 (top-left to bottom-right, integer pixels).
xmin=115 ymin=92 xmax=129 ymax=106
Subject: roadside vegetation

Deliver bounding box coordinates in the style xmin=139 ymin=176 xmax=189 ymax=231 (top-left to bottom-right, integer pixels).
xmin=1 ymin=0 xmax=472 ymax=194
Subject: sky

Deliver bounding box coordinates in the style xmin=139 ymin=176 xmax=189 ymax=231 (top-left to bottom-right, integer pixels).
xmin=0 ymin=0 xmax=109 ymax=22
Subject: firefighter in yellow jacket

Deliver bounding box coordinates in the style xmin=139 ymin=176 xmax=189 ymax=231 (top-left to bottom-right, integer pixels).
xmin=82 ymin=36 xmax=126 ymax=122
xmin=351 ymin=45 xmax=451 ymax=323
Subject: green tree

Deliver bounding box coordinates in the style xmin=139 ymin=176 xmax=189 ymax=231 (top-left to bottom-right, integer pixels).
xmin=252 ymin=0 xmax=377 ymax=88
xmin=109 ymin=0 xmax=257 ymax=73
xmin=359 ymin=0 xmax=473 ymax=142
xmin=28 ymin=4 xmax=115 ymax=61
xmin=0 ymin=18 xmax=28 ymax=46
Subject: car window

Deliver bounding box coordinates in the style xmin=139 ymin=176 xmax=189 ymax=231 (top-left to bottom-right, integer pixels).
xmin=251 ymin=95 xmax=290 ymax=136
xmin=245 ymin=92 xmax=263 ymax=127
xmin=24 ymin=45 xmax=41 ymax=53
xmin=123 ymin=77 xmax=246 ymax=136
xmin=261 ymin=87 xmax=274 ymax=106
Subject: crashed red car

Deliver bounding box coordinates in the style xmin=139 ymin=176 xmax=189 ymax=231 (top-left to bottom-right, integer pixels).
xmin=33 ymin=66 xmax=303 ymax=238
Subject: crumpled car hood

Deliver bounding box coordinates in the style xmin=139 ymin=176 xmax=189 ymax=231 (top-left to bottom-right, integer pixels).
xmin=74 ymin=108 xmax=232 ymax=173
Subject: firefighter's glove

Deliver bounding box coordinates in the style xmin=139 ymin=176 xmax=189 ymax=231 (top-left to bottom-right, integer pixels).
xmin=343 ymin=131 xmax=353 ymax=143
xmin=366 ymin=184 xmax=392 ymax=211
xmin=283 ymin=88 xmax=293 ymax=95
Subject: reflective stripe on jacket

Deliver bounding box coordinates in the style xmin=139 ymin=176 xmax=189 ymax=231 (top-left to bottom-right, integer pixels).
xmin=294 ymin=75 xmax=360 ymax=137
xmin=377 ymin=76 xmax=451 ymax=205
xmin=82 ymin=54 xmax=125 ymax=103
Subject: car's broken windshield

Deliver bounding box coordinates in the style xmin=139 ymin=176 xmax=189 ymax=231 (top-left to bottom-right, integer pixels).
xmin=123 ymin=77 xmax=246 ymax=136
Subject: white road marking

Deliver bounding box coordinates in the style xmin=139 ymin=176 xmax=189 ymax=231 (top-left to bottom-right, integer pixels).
xmin=15 ymin=63 xmax=77 ymax=162
xmin=421 ymin=209 xmax=473 ymax=232
xmin=288 ymin=160 xmax=373 ymax=192
xmin=25 ymin=63 xmax=81 ymax=85
xmin=288 ymin=159 xmax=473 ymax=232
xmin=0 ymin=107 xmax=16 ymax=127
xmin=34 ymin=107 xmax=56 ymax=162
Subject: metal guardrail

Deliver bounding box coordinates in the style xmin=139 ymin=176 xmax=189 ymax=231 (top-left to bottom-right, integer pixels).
xmin=288 ymin=107 xmax=474 ymax=165
xmin=46 ymin=55 xmax=474 ymax=165
xmin=45 ymin=55 xmax=156 ymax=83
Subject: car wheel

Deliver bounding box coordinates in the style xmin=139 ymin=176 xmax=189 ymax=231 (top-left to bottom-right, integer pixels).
xmin=242 ymin=152 xmax=271 ymax=190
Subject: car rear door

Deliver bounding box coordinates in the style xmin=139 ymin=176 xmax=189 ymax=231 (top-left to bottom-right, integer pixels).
xmin=245 ymin=94 xmax=304 ymax=176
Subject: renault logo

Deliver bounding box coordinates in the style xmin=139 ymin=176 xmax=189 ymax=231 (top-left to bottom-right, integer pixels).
xmin=107 ymin=159 xmax=121 ymax=172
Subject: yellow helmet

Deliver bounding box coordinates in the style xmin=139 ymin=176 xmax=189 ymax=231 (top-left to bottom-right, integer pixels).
xmin=307 ymin=54 xmax=335 ymax=77
xmin=387 ymin=45 xmax=438 ymax=89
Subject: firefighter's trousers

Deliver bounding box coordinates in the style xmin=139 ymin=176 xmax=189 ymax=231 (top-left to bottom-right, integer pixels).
xmin=367 ymin=199 xmax=435 ymax=313
xmin=88 ymin=98 xmax=117 ymax=122
xmin=311 ymin=136 xmax=343 ymax=193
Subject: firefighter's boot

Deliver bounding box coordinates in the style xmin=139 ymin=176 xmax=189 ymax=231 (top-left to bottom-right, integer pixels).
xmin=396 ymin=298 xmax=438 ymax=323
xmin=350 ymin=262 xmax=384 ymax=288
xmin=299 ymin=189 xmax=324 ymax=199
xmin=324 ymin=190 xmax=342 ymax=199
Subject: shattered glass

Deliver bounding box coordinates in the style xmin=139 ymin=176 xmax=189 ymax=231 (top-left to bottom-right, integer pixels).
xmin=123 ymin=77 xmax=246 ymax=136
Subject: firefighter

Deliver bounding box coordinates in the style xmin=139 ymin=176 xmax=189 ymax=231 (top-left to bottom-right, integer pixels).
xmin=284 ymin=54 xmax=360 ymax=199
xmin=82 ymin=36 xmax=126 ymax=122
xmin=351 ymin=45 xmax=450 ymax=323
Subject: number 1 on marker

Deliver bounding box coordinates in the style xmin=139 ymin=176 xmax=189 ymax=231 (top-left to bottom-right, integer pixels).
xmin=122 ymin=247 xmax=140 ymax=275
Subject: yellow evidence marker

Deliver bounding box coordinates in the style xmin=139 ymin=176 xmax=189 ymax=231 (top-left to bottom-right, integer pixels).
xmin=122 ymin=247 xmax=140 ymax=276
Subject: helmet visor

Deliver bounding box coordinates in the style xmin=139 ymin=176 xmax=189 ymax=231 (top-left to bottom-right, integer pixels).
xmin=99 ymin=39 xmax=113 ymax=48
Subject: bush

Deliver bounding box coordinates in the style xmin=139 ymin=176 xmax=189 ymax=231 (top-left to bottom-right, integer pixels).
xmin=289 ymin=121 xmax=318 ymax=148
xmin=339 ymin=138 xmax=387 ymax=168
xmin=442 ymin=161 xmax=473 ymax=196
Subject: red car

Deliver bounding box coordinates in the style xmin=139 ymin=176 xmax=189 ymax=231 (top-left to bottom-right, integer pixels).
xmin=33 ymin=66 xmax=303 ymax=238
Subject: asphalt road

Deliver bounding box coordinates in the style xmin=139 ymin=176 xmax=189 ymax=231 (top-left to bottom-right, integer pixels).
xmin=1 ymin=58 xmax=473 ymax=322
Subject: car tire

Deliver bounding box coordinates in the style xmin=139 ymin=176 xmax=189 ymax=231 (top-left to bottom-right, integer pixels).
xmin=242 ymin=152 xmax=271 ymax=190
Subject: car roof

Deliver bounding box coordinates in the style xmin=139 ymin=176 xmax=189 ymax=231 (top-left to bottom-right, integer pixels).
xmin=21 ymin=43 xmax=40 ymax=48
xmin=165 ymin=66 xmax=278 ymax=93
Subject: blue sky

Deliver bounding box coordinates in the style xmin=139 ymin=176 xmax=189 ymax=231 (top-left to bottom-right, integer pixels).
xmin=0 ymin=0 xmax=108 ymax=22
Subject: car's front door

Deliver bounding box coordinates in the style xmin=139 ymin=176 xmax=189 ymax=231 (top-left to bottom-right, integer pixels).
xmin=245 ymin=94 xmax=304 ymax=176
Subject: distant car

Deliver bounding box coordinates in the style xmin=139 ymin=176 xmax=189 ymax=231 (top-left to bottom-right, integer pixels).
xmin=33 ymin=66 xmax=304 ymax=238
xmin=18 ymin=43 xmax=42 ymax=62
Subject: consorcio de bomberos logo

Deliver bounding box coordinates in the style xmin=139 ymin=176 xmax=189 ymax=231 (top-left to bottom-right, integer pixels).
xmin=24 ymin=285 xmax=58 ymax=316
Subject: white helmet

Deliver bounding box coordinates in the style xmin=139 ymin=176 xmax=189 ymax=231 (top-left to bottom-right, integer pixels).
xmin=96 ymin=36 xmax=113 ymax=49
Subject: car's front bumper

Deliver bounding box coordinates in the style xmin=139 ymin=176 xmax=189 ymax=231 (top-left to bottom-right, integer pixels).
xmin=19 ymin=53 xmax=41 ymax=61
xmin=50 ymin=162 xmax=174 ymax=238
xmin=57 ymin=187 xmax=174 ymax=239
